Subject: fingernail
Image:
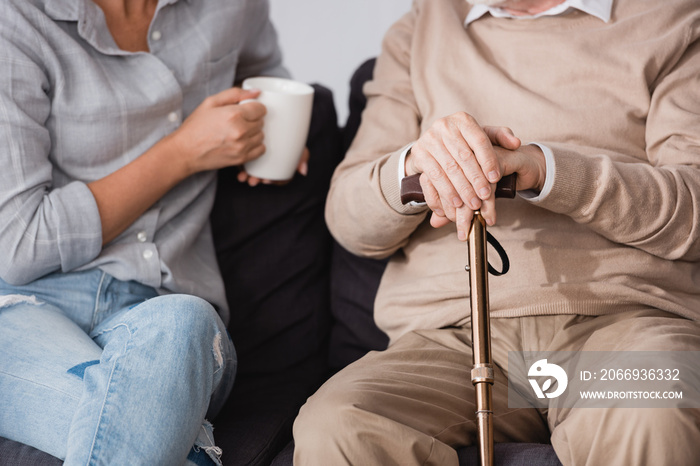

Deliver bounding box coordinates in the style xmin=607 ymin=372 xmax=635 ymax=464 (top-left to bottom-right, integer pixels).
xmin=479 ymin=187 xmax=490 ymax=199
xmin=434 ymin=208 xmax=445 ymax=217
xmin=300 ymin=162 xmax=308 ymax=176
xmin=486 ymin=217 xmax=495 ymax=226
xmin=452 ymin=197 xmax=463 ymax=208
xmin=488 ymin=171 xmax=499 ymax=182
xmin=470 ymin=197 xmax=480 ymax=210
xmin=458 ymin=230 xmax=466 ymax=241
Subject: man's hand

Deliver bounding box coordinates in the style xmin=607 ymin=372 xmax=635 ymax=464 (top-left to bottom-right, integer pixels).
xmin=405 ymin=112 xmax=546 ymax=240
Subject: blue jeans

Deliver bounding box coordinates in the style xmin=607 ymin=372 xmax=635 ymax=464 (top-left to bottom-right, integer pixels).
xmin=0 ymin=269 xmax=236 ymax=466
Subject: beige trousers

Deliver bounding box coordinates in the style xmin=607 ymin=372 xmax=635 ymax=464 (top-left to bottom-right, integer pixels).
xmin=293 ymin=310 xmax=700 ymax=465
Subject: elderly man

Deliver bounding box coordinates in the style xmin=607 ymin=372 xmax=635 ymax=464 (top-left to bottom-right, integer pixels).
xmin=292 ymin=0 xmax=700 ymax=464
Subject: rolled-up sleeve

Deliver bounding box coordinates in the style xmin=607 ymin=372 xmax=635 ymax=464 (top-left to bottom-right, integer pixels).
xmin=0 ymin=22 xmax=102 ymax=285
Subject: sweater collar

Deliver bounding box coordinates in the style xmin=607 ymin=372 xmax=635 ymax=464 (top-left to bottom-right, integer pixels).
xmin=465 ymin=0 xmax=613 ymax=26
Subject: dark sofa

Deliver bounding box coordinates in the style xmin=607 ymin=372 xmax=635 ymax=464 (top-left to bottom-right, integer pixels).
xmin=0 ymin=60 xmax=560 ymax=466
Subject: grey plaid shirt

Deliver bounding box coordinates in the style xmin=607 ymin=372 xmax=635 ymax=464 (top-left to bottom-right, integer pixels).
xmin=0 ymin=0 xmax=288 ymax=322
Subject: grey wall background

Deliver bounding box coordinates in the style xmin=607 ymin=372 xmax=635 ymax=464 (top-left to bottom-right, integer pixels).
xmin=268 ymin=0 xmax=412 ymax=124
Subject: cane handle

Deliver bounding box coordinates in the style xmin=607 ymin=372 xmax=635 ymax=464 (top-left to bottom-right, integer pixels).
xmin=400 ymin=173 xmax=517 ymax=205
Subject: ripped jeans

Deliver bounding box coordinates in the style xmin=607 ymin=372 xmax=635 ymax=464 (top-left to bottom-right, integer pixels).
xmin=0 ymin=269 xmax=236 ymax=466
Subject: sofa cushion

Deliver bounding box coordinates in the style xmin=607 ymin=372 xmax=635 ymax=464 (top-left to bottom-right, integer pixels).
xmin=328 ymin=242 xmax=389 ymax=371
xmin=210 ymin=83 xmax=344 ymax=466
xmin=457 ymin=443 xmax=562 ymax=466
xmin=211 ymin=83 xmax=343 ymax=377
xmin=213 ymin=353 xmax=328 ymax=466
xmin=327 ymin=58 xmax=391 ymax=372
xmin=271 ymin=441 xmax=562 ymax=466
xmin=0 ymin=437 xmax=61 ymax=466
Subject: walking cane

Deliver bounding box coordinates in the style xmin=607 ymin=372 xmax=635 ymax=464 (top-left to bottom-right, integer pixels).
xmin=401 ymin=171 xmax=517 ymax=466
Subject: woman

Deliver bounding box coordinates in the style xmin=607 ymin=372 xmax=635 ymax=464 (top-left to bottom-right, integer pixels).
xmin=0 ymin=0 xmax=290 ymax=464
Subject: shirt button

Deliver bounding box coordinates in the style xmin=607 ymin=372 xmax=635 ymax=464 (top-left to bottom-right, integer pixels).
xmin=168 ymin=112 xmax=179 ymax=123
xmin=137 ymin=231 xmax=148 ymax=243
xmin=151 ymin=30 xmax=162 ymax=41
xmin=142 ymin=250 xmax=154 ymax=260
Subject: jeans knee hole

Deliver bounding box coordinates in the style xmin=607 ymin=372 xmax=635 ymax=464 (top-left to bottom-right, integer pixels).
xmin=212 ymin=333 xmax=224 ymax=369
xmin=0 ymin=294 xmax=44 ymax=309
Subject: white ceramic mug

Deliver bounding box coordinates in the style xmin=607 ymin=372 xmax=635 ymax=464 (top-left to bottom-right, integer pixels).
xmin=241 ymin=77 xmax=314 ymax=180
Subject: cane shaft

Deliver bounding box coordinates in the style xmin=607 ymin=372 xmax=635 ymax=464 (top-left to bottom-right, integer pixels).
xmin=468 ymin=212 xmax=494 ymax=466
xmin=475 ymin=384 xmax=494 ymax=466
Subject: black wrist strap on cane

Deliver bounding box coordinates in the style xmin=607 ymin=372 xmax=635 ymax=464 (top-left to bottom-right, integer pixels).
xmin=486 ymin=231 xmax=510 ymax=276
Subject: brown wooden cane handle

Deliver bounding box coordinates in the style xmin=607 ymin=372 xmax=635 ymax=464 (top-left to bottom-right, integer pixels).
xmin=494 ymin=173 xmax=517 ymax=199
xmin=399 ymin=174 xmax=426 ymax=204
xmin=400 ymin=173 xmax=517 ymax=205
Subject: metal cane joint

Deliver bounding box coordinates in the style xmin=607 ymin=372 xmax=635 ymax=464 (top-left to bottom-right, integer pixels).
xmin=471 ymin=364 xmax=495 ymax=385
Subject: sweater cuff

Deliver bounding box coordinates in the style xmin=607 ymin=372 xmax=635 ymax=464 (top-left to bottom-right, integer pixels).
xmin=530 ymin=146 xmax=600 ymax=217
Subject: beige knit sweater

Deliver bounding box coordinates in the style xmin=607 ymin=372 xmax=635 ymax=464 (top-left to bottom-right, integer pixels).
xmin=326 ymin=0 xmax=700 ymax=344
